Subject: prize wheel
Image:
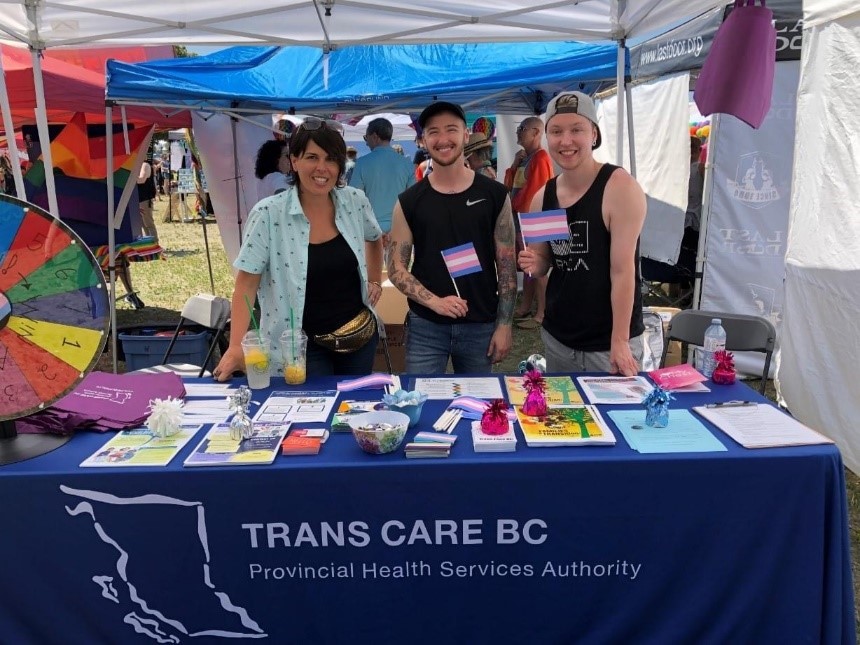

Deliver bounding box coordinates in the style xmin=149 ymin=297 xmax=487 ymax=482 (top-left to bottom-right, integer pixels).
xmin=0 ymin=194 xmax=109 ymax=427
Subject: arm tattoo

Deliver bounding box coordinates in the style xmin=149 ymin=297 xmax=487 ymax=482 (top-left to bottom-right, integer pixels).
xmin=388 ymin=240 xmax=436 ymax=305
xmin=494 ymin=199 xmax=517 ymax=326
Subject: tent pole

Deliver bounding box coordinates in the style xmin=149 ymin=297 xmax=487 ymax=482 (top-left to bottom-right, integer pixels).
xmin=625 ymin=81 xmax=636 ymax=178
xmin=30 ymin=48 xmax=59 ymax=218
xmin=0 ymin=55 xmax=26 ymax=200
xmin=615 ymin=39 xmax=626 ymax=168
xmin=230 ymin=113 xmax=243 ymax=242
xmin=106 ymin=104 xmax=119 ymax=374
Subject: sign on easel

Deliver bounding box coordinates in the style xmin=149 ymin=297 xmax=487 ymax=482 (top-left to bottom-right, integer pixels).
xmin=177 ymin=169 xmax=208 ymax=194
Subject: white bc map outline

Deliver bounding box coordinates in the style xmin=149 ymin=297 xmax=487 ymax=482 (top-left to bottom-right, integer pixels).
xmin=61 ymin=485 xmax=267 ymax=643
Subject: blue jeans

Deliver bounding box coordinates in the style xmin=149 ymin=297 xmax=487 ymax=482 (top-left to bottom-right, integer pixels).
xmin=306 ymin=331 xmax=379 ymax=377
xmin=405 ymin=312 xmax=494 ymax=374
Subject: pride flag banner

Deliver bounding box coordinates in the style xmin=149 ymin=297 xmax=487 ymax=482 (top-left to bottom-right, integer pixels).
xmin=519 ymin=209 xmax=570 ymax=243
xmin=441 ymin=243 xmax=482 ymax=278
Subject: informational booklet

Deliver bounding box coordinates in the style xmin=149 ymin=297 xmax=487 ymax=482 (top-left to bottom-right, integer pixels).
xmin=183 ymin=421 xmax=290 ymax=467
xmin=253 ymin=390 xmax=339 ymax=424
xmin=470 ymin=420 xmax=517 ymax=452
xmin=504 ymin=375 xmax=583 ymax=405
xmin=514 ymin=405 xmax=615 ymax=447
xmin=413 ymin=377 xmax=504 ymax=400
xmin=576 ymin=376 xmax=653 ymax=404
xmin=80 ymin=425 xmax=203 ymax=467
xmin=692 ymin=403 xmax=834 ymax=449
xmin=607 ymin=409 xmax=727 ymax=454
xmin=647 ymin=364 xmax=708 ymax=391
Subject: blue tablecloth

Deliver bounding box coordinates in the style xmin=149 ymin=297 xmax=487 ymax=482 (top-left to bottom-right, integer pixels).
xmin=0 ymin=375 xmax=854 ymax=644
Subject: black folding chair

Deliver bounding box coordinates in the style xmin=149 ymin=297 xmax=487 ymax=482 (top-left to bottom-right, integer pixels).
xmin=660 ymin=309 xmax=776 ymax=393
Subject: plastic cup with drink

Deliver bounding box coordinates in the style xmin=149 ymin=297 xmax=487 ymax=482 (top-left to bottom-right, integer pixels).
xmin=241 ymin=331 xmax=271 ymax=389
xmin=280 ymin=329 xmax=308 ymax=385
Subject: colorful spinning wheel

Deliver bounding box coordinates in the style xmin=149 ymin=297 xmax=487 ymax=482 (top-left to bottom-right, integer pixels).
xmin=0 ymin=194 xmax=109 ymax=422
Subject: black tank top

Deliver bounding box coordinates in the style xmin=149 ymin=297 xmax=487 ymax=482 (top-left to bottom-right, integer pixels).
xmin=137 ymin=165 xmax=157 ymax=202
xmin=399 ymin=173 xmax=508 ymax=324
xmin=303 ymin=234 xmax=363 ymax=336
xmin=541 ymin=164 xmax=644 ymax=351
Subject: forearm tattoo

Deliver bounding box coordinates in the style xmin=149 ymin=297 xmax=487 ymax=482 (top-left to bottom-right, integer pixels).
xmin=495 ymin=199 xmax=517 ymax=326
xmin=388 ymin=240 xmax=436 ymax=304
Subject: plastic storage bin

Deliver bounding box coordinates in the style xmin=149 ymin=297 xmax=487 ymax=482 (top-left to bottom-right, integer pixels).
xmin=119 ymin=329 xmax=212 ymax=371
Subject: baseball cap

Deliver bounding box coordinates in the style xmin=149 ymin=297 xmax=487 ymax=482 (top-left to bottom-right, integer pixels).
xmin=418 ymin=101 xmax=467 ymax=129
xmin=544 ymin=91 xmax=602 ymax=149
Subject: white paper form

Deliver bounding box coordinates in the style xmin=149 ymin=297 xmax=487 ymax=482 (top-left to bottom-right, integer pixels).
xmin=253 ymin=390 xmax=339 ymax=424
xmin=692 ymin=403 xmax=834 ymax=448
xmin=412 ymin=377 xmax=504 ymax=400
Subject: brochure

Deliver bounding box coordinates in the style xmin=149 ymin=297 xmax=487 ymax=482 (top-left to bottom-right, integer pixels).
xmin=413 ymin=377 xmax=504 ymax=400
xmin=514 ymin=405 xmax=616 ymax=447
xmin=647 ymin=363 xmax=708 ymax=390
xmin=576 ymin=376 xmax=653 ymax=404
xmin=80 ymin=425 xmax=203 ymax=467
xmin=504 ymin=375 xmax=583 ymax=405
xmin=253 ymin=390 xmax=339 ymax=424
xmin=184 ymin=421 xmax=290 ymax=467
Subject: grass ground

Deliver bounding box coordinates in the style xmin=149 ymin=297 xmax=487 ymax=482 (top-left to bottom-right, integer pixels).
xmin=107 ymin=199 xmax=858 ymax=628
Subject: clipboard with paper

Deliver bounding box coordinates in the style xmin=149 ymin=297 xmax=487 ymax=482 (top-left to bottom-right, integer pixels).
xmin=692 ymin=403 xmax=833 ymax=449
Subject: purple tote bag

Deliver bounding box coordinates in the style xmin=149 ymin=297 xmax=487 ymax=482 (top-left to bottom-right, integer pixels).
xmin=694 ymin=0 xmax=777 ymax=129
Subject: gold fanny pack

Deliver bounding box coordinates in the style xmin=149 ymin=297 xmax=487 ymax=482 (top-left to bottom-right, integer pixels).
xmin=311 ymin=307 xmax=377 ymax=353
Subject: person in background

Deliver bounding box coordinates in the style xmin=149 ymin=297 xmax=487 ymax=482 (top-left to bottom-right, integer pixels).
xmin=254 ymin=139 xmax=291 ymax=200
xmin=392 ymin=144 xmax=404 ymax=156
xmin=504 ymin=115 xmax=554 ymax=329
xmin=677 ymin=135 xmax=705 ymax=296
xmin=0 ymin=156 xmax=15 ymax=196
xmin=345 ymin=146 xmax=358 ymax=183
xmin=518 ymin=91 xmax=646 ymax=376
xmin=349 ymin=117 xmax=415 ymax=237
xmin=136 ymin=156 xmax=159 ymax=243
xmin=387 ymin=101 xmax=516 ymax=373
xmin=464 ymin=132 xmax=497 ymax=180
xmin=213 ymin=118 xmax=384 ymax=380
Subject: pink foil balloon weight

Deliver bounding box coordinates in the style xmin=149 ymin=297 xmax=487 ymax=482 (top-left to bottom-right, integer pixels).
xmin=481 ymin=399 xmax=510 ymax=435
xmin=712 ymin=350 xmax=737 ymax=385
xmin=521 ymin=370 xmax=548 ymax=417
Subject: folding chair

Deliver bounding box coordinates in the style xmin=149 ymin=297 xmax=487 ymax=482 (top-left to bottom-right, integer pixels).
xmin=659 ymin=309 xmax=776 ymax=393
xmin=160 ymin=294 xmax=231 ymax=378
xmin=640 ymin=257 xmax=695 ymax=308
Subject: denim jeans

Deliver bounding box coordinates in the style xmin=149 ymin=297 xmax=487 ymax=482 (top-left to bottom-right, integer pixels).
xmin=306 ymin=331 xmax=379 ymax=377
xmin=405 ymin=312 xmax=494 ymax=374
xmin=541 ymin=328 xmax=644 ymax=373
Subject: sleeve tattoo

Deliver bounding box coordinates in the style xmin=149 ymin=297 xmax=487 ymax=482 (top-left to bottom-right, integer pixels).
xmin=495 ymin=198 xmax=517 ymax=326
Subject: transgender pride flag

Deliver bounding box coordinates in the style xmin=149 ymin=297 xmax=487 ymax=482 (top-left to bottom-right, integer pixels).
xmin=519 ymin=209 xmax=570 ymax=243
xmin=441 ymin=243 xmax=482 ymax=278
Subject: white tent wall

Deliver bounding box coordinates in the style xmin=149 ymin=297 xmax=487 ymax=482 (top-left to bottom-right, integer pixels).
xmin=594 ymin=73 xmax=690 ymax=264
xmin=698 ymin=60 xmax=799 ymax=378
xmin=192 ymin=113 xmax=272 ymax=266
xmin=781 ymin=7 xmax=860 ymax=472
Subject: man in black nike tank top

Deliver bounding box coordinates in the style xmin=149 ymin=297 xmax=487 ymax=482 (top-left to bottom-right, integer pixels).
xmin=386 ymin=102 xmax=517 ymax=373
xmin=517 ymin=91 xmax=646 ymax=376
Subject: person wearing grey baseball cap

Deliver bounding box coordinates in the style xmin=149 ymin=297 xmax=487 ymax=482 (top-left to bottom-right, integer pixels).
xmin=517 ymin=91 xmax=647 ymax=376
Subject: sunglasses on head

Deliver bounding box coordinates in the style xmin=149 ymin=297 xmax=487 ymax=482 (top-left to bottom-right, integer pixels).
xmin=516 ymin=125 xmax=535 ymax=133
xmin=299 ymin=117 xmax=344 ymax=134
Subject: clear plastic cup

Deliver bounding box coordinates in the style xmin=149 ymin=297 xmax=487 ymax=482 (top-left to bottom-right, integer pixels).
xmin=241 ymin=331 xmax=271 ymax=389
xmin=280 ymin=329 xmax=308 ymax=385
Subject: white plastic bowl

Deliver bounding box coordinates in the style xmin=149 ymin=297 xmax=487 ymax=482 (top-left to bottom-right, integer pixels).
xmin=348 ymin=410 xmax=409 ymax=454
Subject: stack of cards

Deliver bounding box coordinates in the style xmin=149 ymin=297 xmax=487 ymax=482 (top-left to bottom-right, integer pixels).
xmin=404 ymin=431 xmax=457 ymax=458
xmin=281 ymin=428 xmax=329 ymax=456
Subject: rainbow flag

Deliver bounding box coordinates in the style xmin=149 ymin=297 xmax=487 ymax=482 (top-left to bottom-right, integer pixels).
xmin=441 ymin=243 xmax=482 ymax=278
xmin=519 ymin=209 xmax=570 ymax=243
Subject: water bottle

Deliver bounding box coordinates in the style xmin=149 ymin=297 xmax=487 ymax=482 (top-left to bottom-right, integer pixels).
xmin=701 ymin=318 xmax=727 ymax=378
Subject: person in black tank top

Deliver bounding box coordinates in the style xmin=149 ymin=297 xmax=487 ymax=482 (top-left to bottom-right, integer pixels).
xmin=386 ymin=101 xmax=517 ymax=374
xmin=517 ymin=91 xmax=647 ymax=376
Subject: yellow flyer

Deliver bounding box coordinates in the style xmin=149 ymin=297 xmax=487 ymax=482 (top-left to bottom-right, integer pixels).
xmin=504 ymin=375 xmax=583 ymax=406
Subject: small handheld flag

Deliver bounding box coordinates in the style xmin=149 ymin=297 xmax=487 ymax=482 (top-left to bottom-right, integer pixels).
xmin=519 ymin=209 xmax=570 ymax=244
xmin=441 ymin=243 xmax=482 ymax=278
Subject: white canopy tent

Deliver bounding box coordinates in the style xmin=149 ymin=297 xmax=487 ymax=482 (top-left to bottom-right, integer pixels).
xmin=780 ymin=0 xmax=860 ymax=471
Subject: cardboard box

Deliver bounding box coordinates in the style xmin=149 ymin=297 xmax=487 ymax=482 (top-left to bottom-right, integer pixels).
xmin=376 ymin=283 xmax=408 ymax=325
xmin=374 ymin=323 xmax=406 ymax=374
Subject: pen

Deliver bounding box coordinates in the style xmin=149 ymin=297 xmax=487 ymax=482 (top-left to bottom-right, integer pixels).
xmin=706 ymin=401 xmax=755 ymax=408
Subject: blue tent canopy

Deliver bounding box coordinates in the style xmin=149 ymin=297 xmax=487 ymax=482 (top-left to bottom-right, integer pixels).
xmin=107 ymin=41 xmax=621 ymax=115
